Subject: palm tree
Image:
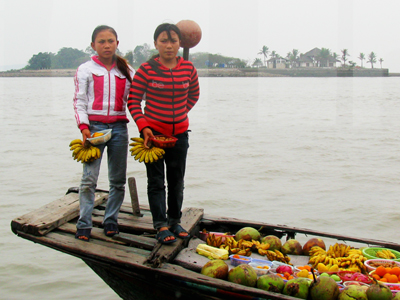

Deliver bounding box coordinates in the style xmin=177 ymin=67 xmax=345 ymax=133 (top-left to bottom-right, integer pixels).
xmin=379 ymin=58 xmax=384 ymax=68
xmin=367 ymin=52 xmax=377 ymax=68
xmin=341 ymin=49 xmax=349 ymax=66
xmin=270 ymin=50 xmax=277 ymax=68
xmin=258 ymin=46 xmax=269 ymax=67
xmin=286 ymin=49 xmax=299 ymax=68
xmin=252 ymin=58 xmax=263 ymax=68
xmin=318 ymin=48 xmax=331 ymax=67
xmin=332 ymin=52 xmax=339 ymax=67
xmin=358 ymin=53 xmax=365 ymax=68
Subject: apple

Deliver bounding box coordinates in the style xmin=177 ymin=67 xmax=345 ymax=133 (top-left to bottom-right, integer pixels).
xmin=281 ymin=239 xmax=303 ymax=255
xmin=302 ymin=238 xmax=326 ymax=256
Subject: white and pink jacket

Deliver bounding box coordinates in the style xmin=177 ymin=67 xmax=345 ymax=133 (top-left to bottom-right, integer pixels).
xmin=73 ymin=56 xmax=135 ymax=131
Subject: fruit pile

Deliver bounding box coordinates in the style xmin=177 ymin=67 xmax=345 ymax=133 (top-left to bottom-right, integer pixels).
xmin=69 ymin=139 xmax=101 ymax=163
xmin=371 ymin=265 xmax=400 ymax=283
xmin=308 ymin=243 xmax=368 ymax=273
xmin=197 ymin=227 xmax=400 ymax=299
xmin=204 ymin=228 xmax=291 ymax=264
xmin=376 ymin=249 xmax=397 ymax=259
xmin=129 ymin=137 xmax=165 ymax=163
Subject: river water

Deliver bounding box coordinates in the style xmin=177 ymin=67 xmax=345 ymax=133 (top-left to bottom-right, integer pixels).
xmin=1 ymin=76 xmax=400 ymax=299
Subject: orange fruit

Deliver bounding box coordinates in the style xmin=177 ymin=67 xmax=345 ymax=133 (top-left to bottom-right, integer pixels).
xmin=92 ymin=132 xmax=104 ymax=137
xmin=376 ymin=266 xmax=387 ymax=277
xmin=372 ymin=274 xmax=381 ymax=280
xmin=386 ymin=267 xmax=392 ymax=273
xmin=383 ymin=273 xmax=392 ymax=280
xmin=390 ymin=267 xmax=400 ymax=276
xmin=380 ymin=278 xmax=388 ymax=282
xmin=388 ymin=274 xmax=398 ymax=283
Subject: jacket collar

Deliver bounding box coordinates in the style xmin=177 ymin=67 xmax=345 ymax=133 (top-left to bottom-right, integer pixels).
xmin=154 ymin=56 xmax=184 ymax=70
xmin=92 ymin=55 xmax=116 ymax=70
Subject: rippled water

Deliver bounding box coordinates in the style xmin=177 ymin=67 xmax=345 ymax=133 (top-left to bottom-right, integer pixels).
xmin=1 ymin=76 xmax=400 ymax=299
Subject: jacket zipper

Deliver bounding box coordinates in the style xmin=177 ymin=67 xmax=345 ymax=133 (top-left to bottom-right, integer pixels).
xmin=170 ymin=69 xmax=175 ymax=135
xmin=107 ymin=70 xmax=111 ymax=118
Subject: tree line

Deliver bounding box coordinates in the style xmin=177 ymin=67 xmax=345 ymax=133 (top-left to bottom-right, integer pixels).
xmin=255 ymin=46 xmax=384 ymax=69
xmin=24 ymin=44 xmax=247 ymax=70
xmin=24 ymin=44 xmax=384 ymax=71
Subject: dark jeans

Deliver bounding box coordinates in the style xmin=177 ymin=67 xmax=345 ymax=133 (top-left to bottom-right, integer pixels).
xmin=145 ymin=131 xmax=189 ymax=230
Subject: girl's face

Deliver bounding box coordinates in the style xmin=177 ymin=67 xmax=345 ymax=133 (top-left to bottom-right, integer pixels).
xmin=91 ymin=30 xmax=119 ymax=63
xmin=154 ymin=30 xmax=180 ymax=63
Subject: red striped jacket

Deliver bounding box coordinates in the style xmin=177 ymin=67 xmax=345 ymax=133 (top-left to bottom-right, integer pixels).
xmin=127 ymin=56 xmax=200 ymax=135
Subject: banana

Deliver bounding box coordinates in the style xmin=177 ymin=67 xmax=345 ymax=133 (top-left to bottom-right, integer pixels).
xmin=139 ymin=151 xmax=147 ymax=162
xmin=69 ymin=139 xmax=83 ymax=147
xmin=85 ymin=149 xmax=92 ymax=162
xmin=70 ymin=143 xmax=83 ymax=151
xmin=130 ymin=146 xmax=145 ymax=156
xmin=72 ymin=146 xmax=84 ymax=157
xmin=91 ymin=147 xmax=97 ymax=158
xmin=148 ymin=151 xmax=154 ymax=163
xmin=76 ymin=148 xmax=87 ymax=162
xmin=131 ymin=137 xmax=144 ymax=143
xmin=135 ymin=149 xmax=146 ymax=161
xmin=144 ymin=151 xmax=150 ymax=163
xmin=95 ymin=147 xmax=101 ymax=159
xmin=150 ymin=149 xmax=159 ymax=162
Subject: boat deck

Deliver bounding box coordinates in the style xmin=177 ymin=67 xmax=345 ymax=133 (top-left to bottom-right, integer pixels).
xmin=11 ymin=185 xmax=400 ymax=300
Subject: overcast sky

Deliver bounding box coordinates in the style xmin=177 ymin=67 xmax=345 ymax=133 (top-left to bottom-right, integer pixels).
xmin=1 ymin=0 xmax=400 ymax=71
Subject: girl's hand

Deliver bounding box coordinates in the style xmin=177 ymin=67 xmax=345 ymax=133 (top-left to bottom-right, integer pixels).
xmin=142 ymin=127 xmax=154 ymax=149
xmin=81 ymin=129 xmax=91 ymax=144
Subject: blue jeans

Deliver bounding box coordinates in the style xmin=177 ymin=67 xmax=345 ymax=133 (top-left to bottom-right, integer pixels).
xmin=76 ymin=121 xmax=128 ymax=229
xmin=145 ymin=131 xmax=189 ymax=230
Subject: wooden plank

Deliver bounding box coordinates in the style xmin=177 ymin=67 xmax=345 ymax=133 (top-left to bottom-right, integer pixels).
xmin=111 ymin=232 xmax=156 ymax=250
xmin=146 ymin=207 xmax=204 ymax=267
xmin=92 ymin=210 xmax=156 ymax=234
xmin=128 ymin=177 xmax=142 ymax=217
xmin=15 ymin=230 xmax=150 ymax=266
xmin=11 ymin=192 xmax=108 ymax=236
xmin=58 ymin=223 xmax=127 ymax=245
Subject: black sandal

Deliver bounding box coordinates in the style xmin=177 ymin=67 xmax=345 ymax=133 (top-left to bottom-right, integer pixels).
xmin=104 ymin=223 xmax=119 ymax=237
xmin=156 ymin=229 xmax=177 ymax=244
xmin=170 ymin=224 xmax=190 ymax=240
xmin=75 ymin=228 xmax=91 ymax=242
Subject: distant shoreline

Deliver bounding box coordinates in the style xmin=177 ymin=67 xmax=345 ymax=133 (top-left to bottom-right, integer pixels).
xmin=0 ymin=68 xmax=397 ymax=77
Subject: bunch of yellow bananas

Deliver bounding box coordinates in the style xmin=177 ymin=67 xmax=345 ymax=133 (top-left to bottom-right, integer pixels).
xmin=326 ymin=243 xmax=351 ymax=258
xmin=69 ymin=139 xmax=101 ymax=163
xmin=262 ymin=249 xmax=292 ymax=265
xmin=308 ymin=243 xmax=367 ymax=273
xmin=205 ymin=233 xmax=276 ymax=258
xmin=376 ymin=249 xmax=396 ymax=259
xmin=129 ymin=137 xmax=165 ymax=163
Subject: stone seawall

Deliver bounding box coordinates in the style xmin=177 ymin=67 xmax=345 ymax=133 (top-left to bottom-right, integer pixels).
xmin=0 ymin=68 xmax=392 ymax=77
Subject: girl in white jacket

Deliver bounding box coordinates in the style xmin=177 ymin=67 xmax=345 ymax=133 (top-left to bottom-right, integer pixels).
xmin=73 ymin=25 xmax=134 ymax=241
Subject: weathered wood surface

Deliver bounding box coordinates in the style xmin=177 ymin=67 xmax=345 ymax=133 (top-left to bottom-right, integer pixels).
xmin=16 ymin=230 xmax=150 ymax=265
xmin=128 ymin=177 xmax=142 ymax=217
xmin=146 ymin=207 xmax=204 ymax=267
xmin=11 ymin=192 xmax=108 ymax=236
xmin=92 ymin=208 xmax=155 ymax=234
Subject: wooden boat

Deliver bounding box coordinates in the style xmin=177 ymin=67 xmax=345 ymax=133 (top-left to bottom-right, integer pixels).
xmin=11 ymin=178 xmax=400 ymax=300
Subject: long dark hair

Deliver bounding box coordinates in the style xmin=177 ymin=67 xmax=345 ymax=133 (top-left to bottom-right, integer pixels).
xmin=147 ymin=23 xmax=182 ymax=71
xmin=92 ymin=25 xmax=132 ymax=83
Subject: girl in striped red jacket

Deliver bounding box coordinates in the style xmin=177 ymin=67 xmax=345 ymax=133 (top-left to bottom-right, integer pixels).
xmin=128 ymin=23 xmax=200 ymax=244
